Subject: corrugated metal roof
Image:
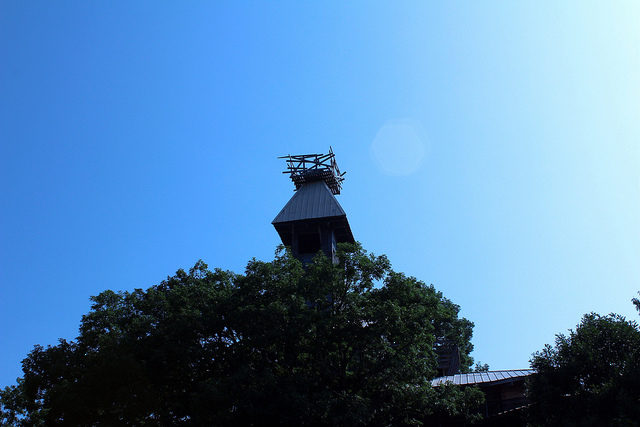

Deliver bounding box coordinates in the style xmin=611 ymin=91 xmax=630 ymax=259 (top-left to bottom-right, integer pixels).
xmin=272 ymin=180 xmax=347 ymax=224
xmin=431 ymin=369 xmax=535 ymax=387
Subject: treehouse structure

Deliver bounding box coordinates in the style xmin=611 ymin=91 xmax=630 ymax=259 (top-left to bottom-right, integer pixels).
xmin=273 ymin=148 xmax=355 ymax=264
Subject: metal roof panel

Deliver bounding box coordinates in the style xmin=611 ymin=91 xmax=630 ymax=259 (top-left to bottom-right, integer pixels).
xmin=431 ymin=369 xmax=535 ymax=387
xmin=272 ymin=181 xmax=347 ymax=224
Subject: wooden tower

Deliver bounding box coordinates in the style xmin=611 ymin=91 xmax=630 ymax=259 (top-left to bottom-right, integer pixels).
xmin=273 ymin=147 xmax=355 ymax=264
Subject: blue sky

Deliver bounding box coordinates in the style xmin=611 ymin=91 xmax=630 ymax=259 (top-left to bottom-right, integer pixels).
xmin=1 ymin=2 xmax=639 ymax=387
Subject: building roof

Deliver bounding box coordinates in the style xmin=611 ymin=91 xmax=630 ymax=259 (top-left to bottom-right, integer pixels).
xmin=272 ymin=180 xmax=347 ymax=224
xmin=431 ymin=369 xmax=535 ymax=387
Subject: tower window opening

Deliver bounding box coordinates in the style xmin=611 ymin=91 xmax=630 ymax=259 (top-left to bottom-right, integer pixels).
xmin=298 ymin=233 xmax=321 ymax=254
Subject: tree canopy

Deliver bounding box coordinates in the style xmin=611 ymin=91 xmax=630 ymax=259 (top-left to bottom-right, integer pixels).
xmin=1 ymin=244 xmax=482 ymax=426
xmin=528 ymin=300 xmax=640 ymax=426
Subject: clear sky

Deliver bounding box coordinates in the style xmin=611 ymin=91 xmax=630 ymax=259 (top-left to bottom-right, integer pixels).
xmin=2 ymin=2 xmax=639 ymax=387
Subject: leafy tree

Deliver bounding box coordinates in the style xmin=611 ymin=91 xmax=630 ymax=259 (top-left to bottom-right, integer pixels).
xmin=1 ymin=244 xmax=482 ymax=426
xmin=528 ymin=301 xmax=640 ymax=426
xmin=471 ymin=362 xmax=490 ymax=373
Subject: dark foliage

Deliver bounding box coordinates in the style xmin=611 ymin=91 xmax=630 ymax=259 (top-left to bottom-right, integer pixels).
xmin=528 ymin=304 xmax=640 ymax=426
xmin=1 ymin=244 xmax=482 ymax=426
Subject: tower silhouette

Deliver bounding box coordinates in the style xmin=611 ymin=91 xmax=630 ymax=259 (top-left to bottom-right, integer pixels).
xmin=273 ymin=148 xmax=354 ymax=264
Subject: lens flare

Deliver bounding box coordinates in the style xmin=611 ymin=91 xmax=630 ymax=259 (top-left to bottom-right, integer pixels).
xmin=370 ymin=118 xmax=428 ymax=176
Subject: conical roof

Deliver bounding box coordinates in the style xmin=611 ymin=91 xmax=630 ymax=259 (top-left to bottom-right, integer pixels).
xmin=272 ymin=180 xmax=347 ymax=224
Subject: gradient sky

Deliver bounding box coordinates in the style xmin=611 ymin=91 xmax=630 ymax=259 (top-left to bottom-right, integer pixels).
xmin=2 ymin=2 xmax=639 ymax=387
